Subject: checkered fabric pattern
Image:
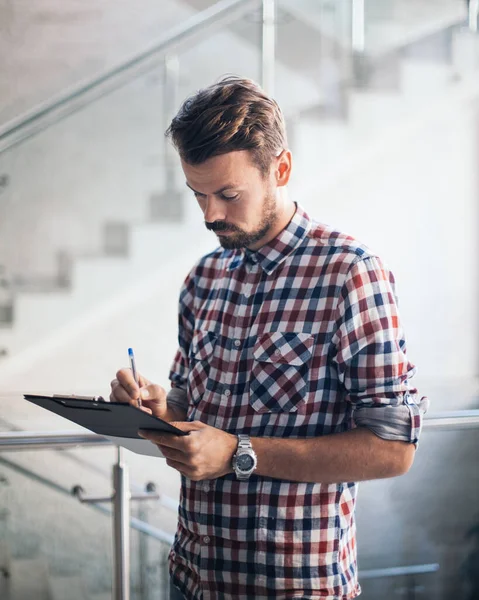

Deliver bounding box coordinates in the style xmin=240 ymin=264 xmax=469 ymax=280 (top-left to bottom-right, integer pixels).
xmin=168 ymin=204 xmax=424 ymax=599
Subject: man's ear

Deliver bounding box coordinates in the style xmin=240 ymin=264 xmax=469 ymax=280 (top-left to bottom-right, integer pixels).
xmin=275 ymin=150 xmax=292 ymax=187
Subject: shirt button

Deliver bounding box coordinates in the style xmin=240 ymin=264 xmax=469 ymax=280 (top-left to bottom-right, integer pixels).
xmin=234 ymin=339 xmax=241 ymax=348
xmin=203 ymin=483 xmax=210 ymax=493
xmin=274 ymin=349 xmax=281 ymax=356
xmin=203 ymin=535 xmax=210 ymax=544
xmin=224 ymin=389 xmax=231 ymax=397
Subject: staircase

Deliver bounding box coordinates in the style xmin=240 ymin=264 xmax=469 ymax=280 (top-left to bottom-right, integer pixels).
xmin=1 ymin=2 xmax=479 ymax=599
xmin=0 ymin=0 xmax=476 ymax=366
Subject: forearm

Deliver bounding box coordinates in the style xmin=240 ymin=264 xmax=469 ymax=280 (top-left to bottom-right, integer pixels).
xmin=251 ymin=427 xmax=415 ymax=484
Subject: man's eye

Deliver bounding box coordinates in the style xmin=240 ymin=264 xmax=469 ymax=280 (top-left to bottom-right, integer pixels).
xmin=220 ymin=194 xmax=239 ymax=201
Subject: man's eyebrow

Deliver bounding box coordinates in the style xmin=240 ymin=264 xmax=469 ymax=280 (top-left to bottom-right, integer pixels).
xmin=185 ymin=182 xmax=239 ymax=195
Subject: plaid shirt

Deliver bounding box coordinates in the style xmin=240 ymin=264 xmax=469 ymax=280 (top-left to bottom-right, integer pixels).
xmin=168 ymin=204 xmax=425 ymax=599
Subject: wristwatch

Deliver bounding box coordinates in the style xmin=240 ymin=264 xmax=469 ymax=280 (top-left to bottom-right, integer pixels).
xmin=232 ymin=434 xmax=257 ymax=480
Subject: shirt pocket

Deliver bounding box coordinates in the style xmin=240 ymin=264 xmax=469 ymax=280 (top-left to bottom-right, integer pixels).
xmin=187 ymin=330 xmax=217 ymax=406
xmin=249 ymin=331 xmax=314 ymax=413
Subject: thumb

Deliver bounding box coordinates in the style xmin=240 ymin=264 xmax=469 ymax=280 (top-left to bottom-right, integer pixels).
xmin=140 ymin=383 xmax=166 ymax=404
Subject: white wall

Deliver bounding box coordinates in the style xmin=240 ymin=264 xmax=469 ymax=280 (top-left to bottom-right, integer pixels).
xmin=294 ymin=86 xmax=479 ymax=410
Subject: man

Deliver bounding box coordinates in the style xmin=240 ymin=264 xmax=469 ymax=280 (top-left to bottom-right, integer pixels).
xmin=110 ymin=76 xmax=427 ymax=600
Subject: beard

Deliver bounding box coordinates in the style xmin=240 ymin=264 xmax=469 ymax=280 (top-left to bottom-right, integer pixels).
xmin=205 ymin=191 xmax=278 ymax=250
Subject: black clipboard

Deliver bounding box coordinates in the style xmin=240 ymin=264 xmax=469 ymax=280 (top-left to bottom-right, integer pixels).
xmin=24 ymin=394 xmax=187 ymax=457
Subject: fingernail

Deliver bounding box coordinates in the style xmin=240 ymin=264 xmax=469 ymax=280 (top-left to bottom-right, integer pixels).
xmin=140 ymin=388 xmax=150 ymax=399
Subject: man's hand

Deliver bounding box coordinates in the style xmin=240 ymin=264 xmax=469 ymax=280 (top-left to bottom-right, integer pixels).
xmin=110 ymin=369 xmax=168 ymax=419
xmin=139 ymin=421 xmax=237 ymax=481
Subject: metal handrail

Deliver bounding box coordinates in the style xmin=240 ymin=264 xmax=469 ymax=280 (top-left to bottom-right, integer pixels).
xmin=0 ymin=410 xmax=476 ymax=598
xmin=423 ymin=409 xmax=479 ymax=430
xmin=0 ymin=0 xmax=262 ymax=154
xmin=360 ymin=562 xmax=439 ymax=580
xmin=0 ymin=411 xmax=477 ymax=453
xmin=0 ymin=430 xmax=112 ymax=451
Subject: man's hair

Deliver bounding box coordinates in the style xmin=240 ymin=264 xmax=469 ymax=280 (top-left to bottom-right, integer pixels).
xmin=165 ymin=76 xmax=287 ymax=176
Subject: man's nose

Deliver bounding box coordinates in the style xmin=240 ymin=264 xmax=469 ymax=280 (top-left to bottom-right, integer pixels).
xmin=203 ymin=196 xmax=226 ymax=223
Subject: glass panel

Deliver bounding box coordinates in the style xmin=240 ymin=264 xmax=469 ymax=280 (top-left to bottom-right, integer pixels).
xmin=0 ymin=440 xmax=174 ymax=599
xmin=0 ymin=1 xmax=263 ymax=359
xmin=0 ymin=1 xmax=207 ymax=125
xmin=176 ymin=13 xmax=262 ymax=99
xmin=0 ymin=70 xmax=165 ymax=287
xmin=355 ymin=426 xmax=479 ymax=599
xmin=0 ymin=450 xmax=115 ymax=597
xmin=132 ymin=505 xmax=171 ymax=600
xmin=364 ymin=0 xmax=466 ymax=55
xmin=276 ymin=0 xmax=352 ymax=116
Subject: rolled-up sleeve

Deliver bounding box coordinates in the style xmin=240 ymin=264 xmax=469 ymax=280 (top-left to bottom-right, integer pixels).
xmin=330 ymin=255 xmax=428 ymax=445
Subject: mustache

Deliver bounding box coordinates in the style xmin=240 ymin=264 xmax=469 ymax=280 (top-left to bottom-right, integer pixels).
xmin=205 ymin=221 xmax=237 ymax=233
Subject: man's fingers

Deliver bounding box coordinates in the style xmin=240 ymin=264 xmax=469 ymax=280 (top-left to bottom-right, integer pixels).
xmin=116 ymin=368 xmax=140 ymax=398
xmin=165 ymin=458 xmax=193 ymax=478
xmin=159 ymin=446 xmax=189 ymax=464
xmin=139 ymin=383 xmax=167 ymax=405
xmin=111 ymin=380 xmax=138 ymax=405
xmin=139 ymin=430 xmax=188 ymax=451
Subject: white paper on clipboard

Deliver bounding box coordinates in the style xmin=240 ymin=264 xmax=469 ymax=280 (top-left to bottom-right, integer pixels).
xmin=104 ymin=435 xmax=165 ymax=458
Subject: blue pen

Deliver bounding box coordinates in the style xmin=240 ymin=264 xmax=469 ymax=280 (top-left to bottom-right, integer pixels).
xmin=128 ymin=348 xmax=141 ymax=408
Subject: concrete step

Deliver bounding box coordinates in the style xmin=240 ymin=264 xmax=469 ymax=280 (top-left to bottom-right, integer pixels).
xmin=49 ymin=575 xmax=89 ymax=600
xmin=291 ymin=120 xmax=357 ymax=184
xmin=0 ymin=541 xmax=11 ymax=582
xmin=9 ymin=557 xmax=50 ymax=600
xmin=282 ymin=0 xmax=465 ymax=56
xmin=451 ymin=27 xmax=479 ymax=76
xmin=0 ymin=574 xmax=9 ymax=600
xmin=4 ymin=221 xmax=216 ymax=358
xmin=347 ymin=91 xmax=408 ymax=135
xmin=400 ymin=58 xmax=454 ymax=98
xmin=89 ymin=593 xmax=111 ymax=600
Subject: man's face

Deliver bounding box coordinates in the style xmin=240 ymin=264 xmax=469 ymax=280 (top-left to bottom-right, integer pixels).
xmin=181 ymin=151 xmax=279 ymax=250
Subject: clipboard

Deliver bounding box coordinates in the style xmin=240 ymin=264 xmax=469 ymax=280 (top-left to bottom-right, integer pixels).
xmin=24 ymin=394 xmax=187 ymax=458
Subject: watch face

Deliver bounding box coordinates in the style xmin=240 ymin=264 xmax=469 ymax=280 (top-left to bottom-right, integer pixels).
xmin=237 ymin=453 xmax=255 ymax=472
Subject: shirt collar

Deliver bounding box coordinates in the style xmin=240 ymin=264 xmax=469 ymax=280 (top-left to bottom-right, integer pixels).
xmin=227 ymin=203 xmax=312 ymax=275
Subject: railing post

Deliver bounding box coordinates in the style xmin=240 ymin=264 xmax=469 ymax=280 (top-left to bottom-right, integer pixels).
xmin=163 ymin=54 xmax=180 ymax=197
xmin=468 ymin=0 xmax=479 ymax=32
xmin=151 ymin=54 xmax=184 ymax=222
xmin=351 ymin=0 xmax=368 ymax=87
xmin=351 ymin=0 xmax=365 ymax=53
xmin=113 ymin=446 xmax=130 ymax=600
xmin=261 ymin=0 xmax=276 ymax=96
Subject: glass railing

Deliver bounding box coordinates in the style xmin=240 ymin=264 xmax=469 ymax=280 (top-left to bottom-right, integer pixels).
xmin=0 ymin=411 xmax=478 ymax=599
xmin=0 ymin=429 xmax=176 ymax=600
xmin=356 ymin=411 xmax=479 ymax=598
xmin=1 ymin=0 xmax=473 ymax=358
xmin=0 ymin=0 xmax=262 ymax=309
